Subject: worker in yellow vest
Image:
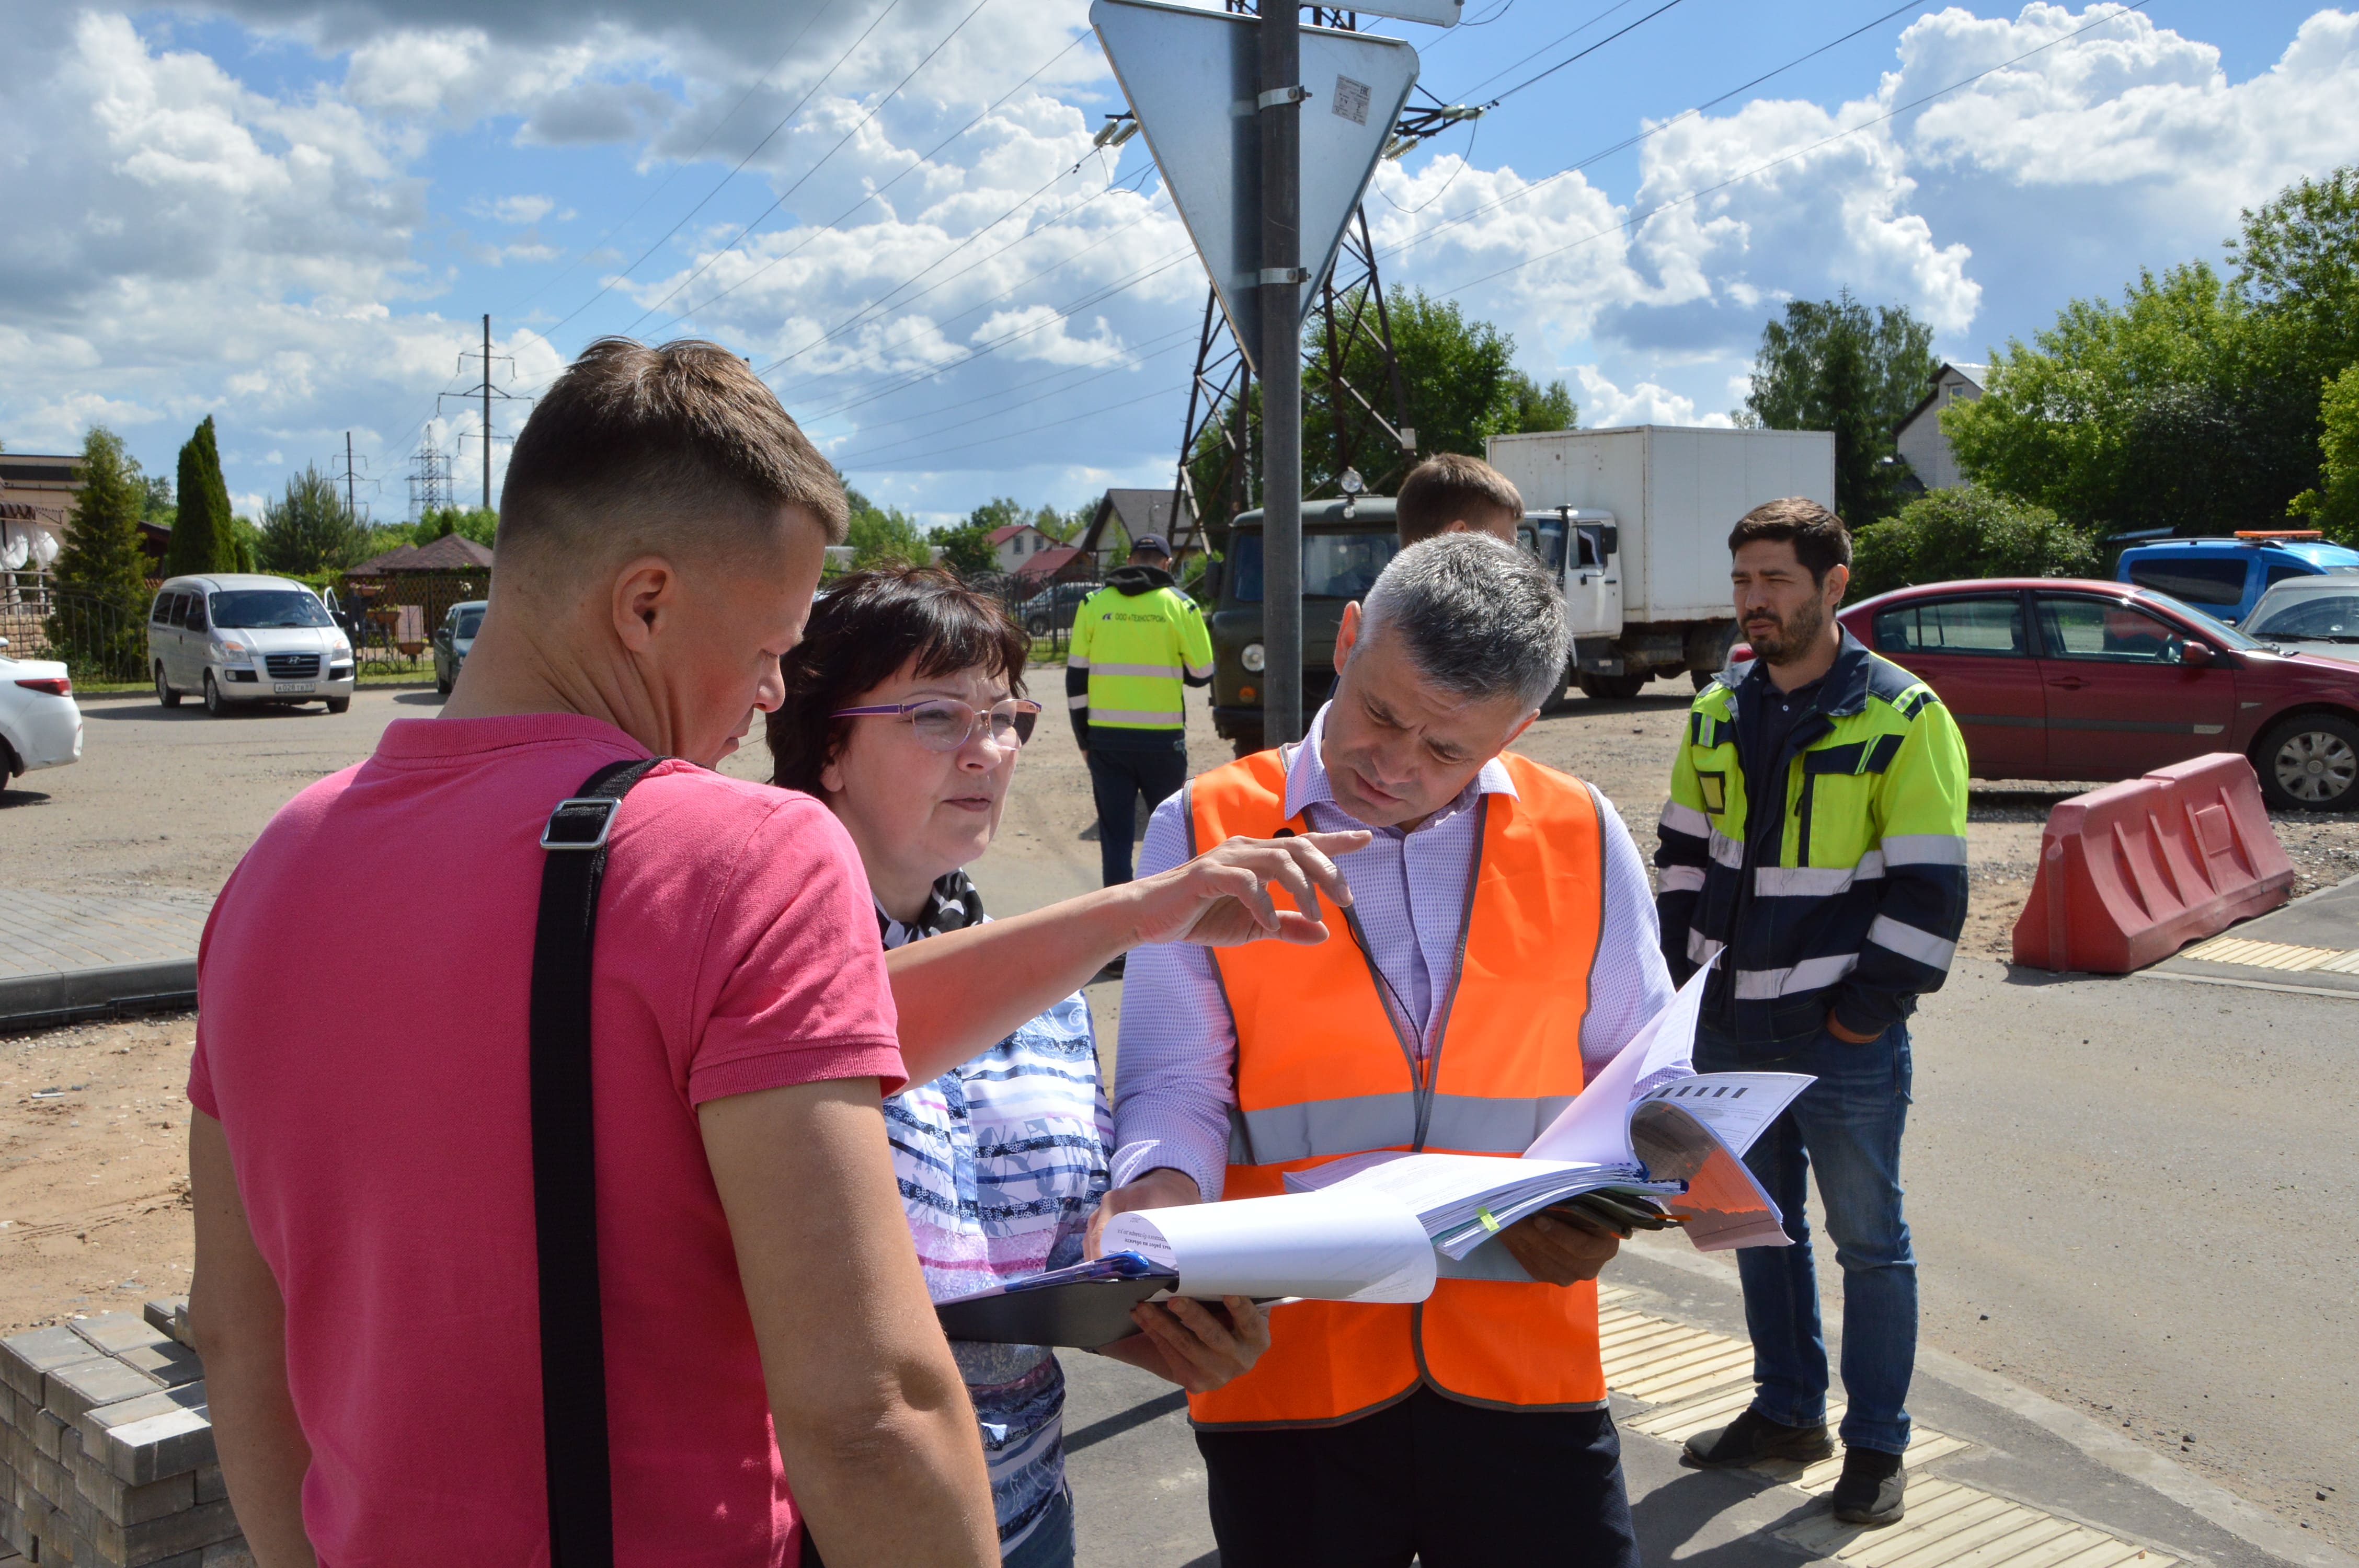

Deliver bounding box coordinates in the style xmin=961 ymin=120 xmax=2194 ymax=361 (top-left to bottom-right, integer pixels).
xmin=1094 ymin=533 xmax=1675 ymax=1567
xmin=1066 ymin=533 xmax=1215 ymax=888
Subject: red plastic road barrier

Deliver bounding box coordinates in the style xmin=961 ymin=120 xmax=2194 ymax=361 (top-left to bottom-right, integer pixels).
xmin=2013 ymin=752 xmax=2297 ymax=973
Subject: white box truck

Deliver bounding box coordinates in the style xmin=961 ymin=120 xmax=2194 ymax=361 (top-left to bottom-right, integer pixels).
xmin=1486 ymin=424 xmax=1839 ymax=697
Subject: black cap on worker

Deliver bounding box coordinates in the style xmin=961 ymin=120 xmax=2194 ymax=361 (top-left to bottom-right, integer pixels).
xmin=1131 ymin=533 xmax=1172 ymax=559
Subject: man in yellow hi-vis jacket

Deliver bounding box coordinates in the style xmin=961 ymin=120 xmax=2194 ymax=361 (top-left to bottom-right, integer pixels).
xmin=1658 ymin=497 xmax=1968 ymax=1531
xmin=1067 ymin=534 xmax=1215 ymax=886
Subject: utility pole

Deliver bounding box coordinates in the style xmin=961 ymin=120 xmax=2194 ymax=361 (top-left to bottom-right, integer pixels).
xmin=441 ymin=315 xmax=520 ymax=514
xmin=1259 ymin=2 xmax=1305 ymax=746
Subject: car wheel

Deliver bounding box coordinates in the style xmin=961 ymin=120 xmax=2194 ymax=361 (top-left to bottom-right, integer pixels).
xmin=1027 ymin=616 xmax=1051 ymax=637
xmin=155 ymin=663 xmax=180 ymax=708
xmin=1578 ymin=673 xmax=1646 ymax=702
xmin=2257 ymin=713 xmax=2359 ymax=811
xmin=1692 ymin=668 xmax=1717 ymax=694
xmin=1230 ymin=724 xmax=1267 ymax=759
xmin=436 ymin=671 xmax=452 ymax=696
xmin=203 ymin=671 xmax=226 ymax=717
xmin=326 ymin=696 xmax=351 ymax=714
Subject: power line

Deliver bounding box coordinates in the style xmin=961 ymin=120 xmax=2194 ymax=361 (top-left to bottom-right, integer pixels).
xmin=1428 ymin=1 xmax=2152 ymax=299
xmin=639 ymin=32 xmax=1102 ymax=348
xmin=1375 ymin=0 xmax=1928 ymax=267
xmin=615 ymin=0 xmax=998 ymax=338
xmin=1478 ymin=0 xmax=1688 ymax=107
xmin=761 ymin=166 xmax=1163 ymax=382
xmin=1445 ymin=0 xmax=1644 ymax=101
xmin=544 ymin=0 xmax=895 ymax=338
xmin=504 ymin=0 xmax=846 ymax=318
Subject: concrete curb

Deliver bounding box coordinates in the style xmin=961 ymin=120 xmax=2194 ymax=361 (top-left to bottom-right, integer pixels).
xmin=0 ymin=960 xmax=198 ymax=1031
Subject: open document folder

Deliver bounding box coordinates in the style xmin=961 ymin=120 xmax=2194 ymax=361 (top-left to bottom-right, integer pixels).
xmin=1286 ymin=960 xmax=1811 ymax=1255
xmin=933 ymin=1191 xmax=1436 ymax=1350
xmin=935 ymin=961 xmax=1813 ymax=1348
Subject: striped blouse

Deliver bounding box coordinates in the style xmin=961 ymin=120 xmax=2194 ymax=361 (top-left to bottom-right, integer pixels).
xmin=879 ymin=872 xmax=1113 ymax=1557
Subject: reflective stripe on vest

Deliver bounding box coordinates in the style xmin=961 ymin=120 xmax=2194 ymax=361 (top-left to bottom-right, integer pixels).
xmin=1187 ymin=748 xmax=1610 ymax=1428
xmin=1075 ymin=586 xmax=1199 ymax=730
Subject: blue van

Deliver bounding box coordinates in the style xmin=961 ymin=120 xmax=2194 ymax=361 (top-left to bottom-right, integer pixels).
xmin=2115 ymin=532 xmax=2359 ymax=624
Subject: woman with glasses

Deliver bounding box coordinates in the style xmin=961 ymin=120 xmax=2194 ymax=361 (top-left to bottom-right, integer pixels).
xmin=767 ymin=567 xmax=1348 ymax=1567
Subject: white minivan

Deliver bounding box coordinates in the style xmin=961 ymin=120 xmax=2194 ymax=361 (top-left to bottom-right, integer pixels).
xmin=150 ymin=574 xmax=357 ymax=716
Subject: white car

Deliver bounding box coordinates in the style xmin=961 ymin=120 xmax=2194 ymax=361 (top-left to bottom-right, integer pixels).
xmin=148 ymin=573 xmax=356 ymax=715
xmin=2244 ymin=575 xmax=2359 ymax=666
xmin=0 ymin=637 xmax=83 ymax=780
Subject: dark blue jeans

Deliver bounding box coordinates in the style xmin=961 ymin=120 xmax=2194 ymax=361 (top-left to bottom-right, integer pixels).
xmin=1085 ymin=735 xmax=1188 ymax=886
xmin=1694 ymin=1021 xmax=1917 ymax=1455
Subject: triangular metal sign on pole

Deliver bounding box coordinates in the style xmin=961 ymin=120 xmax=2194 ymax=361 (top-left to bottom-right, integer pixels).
xmin=1091 ymin=0 xmax=1417 ymax=375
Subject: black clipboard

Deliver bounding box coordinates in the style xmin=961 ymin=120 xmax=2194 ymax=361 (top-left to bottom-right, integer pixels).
xmin=935 ymin=1275 xmax=1171 ymax=1350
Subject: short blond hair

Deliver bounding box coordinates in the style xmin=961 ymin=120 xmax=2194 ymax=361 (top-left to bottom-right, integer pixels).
xmin=498 ymin=338 xmax=848 ymax=579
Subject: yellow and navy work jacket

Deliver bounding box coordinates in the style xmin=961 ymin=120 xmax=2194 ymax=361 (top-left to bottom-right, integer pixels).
xmin=1064 ymin=566 xmax=1214 ymax=747
xmin=1655 ymin=629 xmax=1969 ymax=1054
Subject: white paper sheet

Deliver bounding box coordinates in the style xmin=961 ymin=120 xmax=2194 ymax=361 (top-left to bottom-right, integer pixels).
xmin=1632 ymin=1071 xmax=1812 ymax=1160
xmin=1522 ymin=959 xmax=1713 ymax=1166
xmin=1285 ymin=1150 xmax=1617 ymax=1213
xmin=1101 ymin=1192 xmax=1439 ymax=1304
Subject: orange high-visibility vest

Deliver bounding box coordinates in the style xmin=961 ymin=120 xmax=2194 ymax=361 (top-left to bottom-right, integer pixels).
xmin=1185 ymin=747 xmax=1611 ymax=1430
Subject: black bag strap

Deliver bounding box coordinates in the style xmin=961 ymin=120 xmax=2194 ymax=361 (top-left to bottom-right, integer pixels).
xmin=531 ymin=756 xmax=666 ymax=1568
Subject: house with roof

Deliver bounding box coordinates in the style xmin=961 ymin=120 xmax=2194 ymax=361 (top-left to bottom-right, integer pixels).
xmin=1076 ymin=487 xmax=1197 ymax=570
xmin=1893 ymin=363 xmax=1989 ymax=492
xmin=988 ymin=520 xmax=1062 ymax=574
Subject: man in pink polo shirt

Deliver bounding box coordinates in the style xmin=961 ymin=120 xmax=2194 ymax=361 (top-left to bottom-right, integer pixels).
xmin=187 ymin=339 xmax=995 ymax=1567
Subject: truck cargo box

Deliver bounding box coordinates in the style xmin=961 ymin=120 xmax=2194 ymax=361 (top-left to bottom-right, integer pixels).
xmin=1487 ymin=425 xmax=1837 ymax=622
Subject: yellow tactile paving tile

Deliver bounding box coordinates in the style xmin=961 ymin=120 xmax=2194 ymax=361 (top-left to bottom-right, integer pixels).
xmin=2176 ymin=934 xmax=2355 ymax=971
xmin=1604 ymin=1298 xmax=2180 ymax=1568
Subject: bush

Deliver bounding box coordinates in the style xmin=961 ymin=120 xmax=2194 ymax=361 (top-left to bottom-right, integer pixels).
xmin=258 ymin=464 xmax=365 ymax=574
xmin=1849 ymin=485 xmax=2095 ymax=601
xmin=48 ymin=428 xmax=152 ymax=679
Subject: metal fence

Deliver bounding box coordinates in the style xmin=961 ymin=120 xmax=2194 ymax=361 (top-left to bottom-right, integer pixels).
xmin=971 ymin=571 xmax=1102 ymax=661
xmin=0 ymin=572 xmax=146 ymax=682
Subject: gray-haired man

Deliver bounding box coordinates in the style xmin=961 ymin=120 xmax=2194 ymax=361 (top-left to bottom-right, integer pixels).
xmin=1092 ymin=533 xmax=1675 ymax=1566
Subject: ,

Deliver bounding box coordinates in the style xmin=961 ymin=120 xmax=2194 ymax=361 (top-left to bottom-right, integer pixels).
xmin=1839 ymin=577 xmax=2359 ymax=812
xmin=148 ymin=573 xmax=357 ymax=717
xmin=2242 ymin=576 xmax=2359 ymax=667
xmin=2113 ymin=531 xmax=2359 ymax=626
xmin=0 ymin=636 xmax=83 ymax=781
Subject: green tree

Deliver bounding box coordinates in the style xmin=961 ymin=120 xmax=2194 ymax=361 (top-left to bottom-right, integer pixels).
xmin=2288 ymin=362 xmax=2359 ymax=543
xmin=1848 ymin=484 xmax=2095 ymax=600
xmin=421 ymin=506 xmax=500 ymax=547
xmin=1200 ymin=289 xmax=1576 ymax=515
xmin=48 ymin=428 xmax=151 ymax=677
xmin=258 ymin=464 xmax=364 ymax=574
xmin=164 ymin=417 xmax=238 ymax=576
xmin=965 ymin=497 xmax=1027 ymax=535
xmin=1943 ymin=262 xmax=2310 ymax=535
xmin=931 ymin=522 xmax=1000 ymax=577
xmin=846 ymin=493 xmax=927 ymax=567
xmin=1739 ymin=290 xmax=1936 ymax=526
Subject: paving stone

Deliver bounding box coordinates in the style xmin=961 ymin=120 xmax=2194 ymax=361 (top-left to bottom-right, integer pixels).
xmin=33 ymin=1404 xmax=77 ymax=1460
xmin=43 ymin=1361 xmax=166 ymax=1426
xmin=200 ymin=1544 xmax=255 ymax=1568
xmin=0 ymin=1329 xmax=97 ymax=1404
xmin=77 ymin=1388 xmax=212 ymax=1488
xmin=69 ymin=1316 xmax=170 ymax=1360
xmin=67 ymin=1440 xmax=193 ymax=1528
xmin=190 ymin=1468 xmax=223 ymax=1507
xmin=112 ymin=1347 xmax=201 ymax=1392
xmin=89 ymin=1497 xmax=241 ymax=1567
xmin=138 ymin=1306 xmax=191 ymax=1353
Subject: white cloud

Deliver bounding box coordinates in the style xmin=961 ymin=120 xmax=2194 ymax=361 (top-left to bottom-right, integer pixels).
xmin=1573 ymin=366 xmax=1734 ymax=429
xmin=472 ymin=193 xmax=558 ymax=225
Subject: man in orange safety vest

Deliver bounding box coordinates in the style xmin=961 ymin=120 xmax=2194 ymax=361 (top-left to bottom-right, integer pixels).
xmin=1094 ymin=533 xmax=1677 ymax=1567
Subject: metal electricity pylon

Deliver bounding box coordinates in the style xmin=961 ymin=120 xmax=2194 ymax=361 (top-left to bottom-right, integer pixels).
xmin=408 ymin=433 xmax=453 ymax=521
xmin=1160 ymin=7 xmax=1482 ymax=557
xmin=441 ymin=314 xmax=524 ymax=511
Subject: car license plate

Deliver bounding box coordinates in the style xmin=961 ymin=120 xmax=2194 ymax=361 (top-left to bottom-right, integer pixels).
xmin=273 ymin=681 xmax=316 ymax=694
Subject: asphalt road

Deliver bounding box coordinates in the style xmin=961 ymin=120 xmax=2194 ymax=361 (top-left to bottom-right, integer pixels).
xmin=8 ymin=680 xmax=2354 ymax=1560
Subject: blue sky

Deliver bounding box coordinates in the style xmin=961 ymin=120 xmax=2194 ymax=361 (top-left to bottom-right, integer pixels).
xmin=4 ymin=1 xmax=2356 ymax=532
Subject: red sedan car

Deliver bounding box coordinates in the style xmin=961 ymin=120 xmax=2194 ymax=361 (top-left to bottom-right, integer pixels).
xmin=1836 ymin=578 xmax=2359 ymax=812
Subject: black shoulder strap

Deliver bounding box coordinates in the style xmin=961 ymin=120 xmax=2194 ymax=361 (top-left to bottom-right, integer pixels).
xmin=530 ymin=756 xmax=665 ymax=1568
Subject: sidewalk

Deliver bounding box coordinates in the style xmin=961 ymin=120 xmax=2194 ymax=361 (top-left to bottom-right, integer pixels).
xmin=0 ymin=890 xmax=208 ymax=1029
xmin=1063 ymin=1239 xmax=2350 ymax=1568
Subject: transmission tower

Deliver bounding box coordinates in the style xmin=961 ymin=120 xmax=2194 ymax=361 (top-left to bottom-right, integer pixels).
xmin=328 ymin=432 xmax=375 ymax=525
xmin=442 ymin=314 xmax=525 ymax=511
xmin=408 ymin=433 xmax=452 ymax=520
xmin=1163 ymin=5 xmax=1481 ymax=555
